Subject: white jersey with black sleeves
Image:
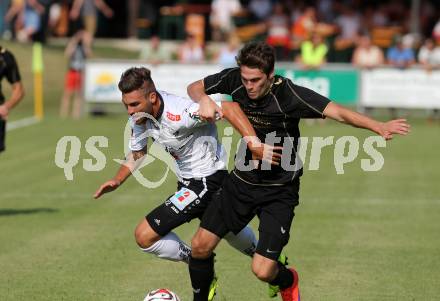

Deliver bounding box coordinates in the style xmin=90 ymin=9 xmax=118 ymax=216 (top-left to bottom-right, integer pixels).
xmin=129 ymin=90 xmax=227 ymax=179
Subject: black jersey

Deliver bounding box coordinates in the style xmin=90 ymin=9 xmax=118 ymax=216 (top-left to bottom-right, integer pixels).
xmin=204 ymin=67 xmax=330 ymax=185
xmin=0 ymin=47 xmax=21 ymax=104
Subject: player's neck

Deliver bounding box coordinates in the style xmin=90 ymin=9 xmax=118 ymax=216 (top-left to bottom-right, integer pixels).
xmin=151 ymin=93 xmax=163 ymax=119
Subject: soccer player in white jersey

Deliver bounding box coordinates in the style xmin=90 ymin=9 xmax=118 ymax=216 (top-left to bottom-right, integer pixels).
xmin=94 ymin=67 xmax=280 ymax=276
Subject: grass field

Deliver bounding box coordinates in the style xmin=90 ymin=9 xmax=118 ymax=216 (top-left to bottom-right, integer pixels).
xmin=1 ymin=41 xmax=440 ymax=301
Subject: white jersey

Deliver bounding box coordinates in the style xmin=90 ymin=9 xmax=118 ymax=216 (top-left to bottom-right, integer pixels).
xmin=129 ymin=90 xmax=227 ymax=179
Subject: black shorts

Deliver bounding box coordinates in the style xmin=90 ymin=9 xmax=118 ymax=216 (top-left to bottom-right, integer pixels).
xmin=0 ymin=119 xmax=5 ymax=153
xmin=146 ymin=170 xmax=227 ymax=237
xmin=201 ymin=171 xmax=300 ymax=260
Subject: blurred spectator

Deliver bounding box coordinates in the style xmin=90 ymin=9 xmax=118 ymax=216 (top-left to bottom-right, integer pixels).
xmin=418 ymin=38 xmax=440 ymax=70
xmin=70 ymin=0 xmax=113 ymax=39
xmin=433 ymin=18 xmax=440 ymax=45
xmin=4 ymin=0 xmax=25 ymax=39
xmin=1 ymin=0 xmax=11 ymax=37
xmin=139 ymin=35 xmax=169 ymax=65
xmin=291 ymin=7 xmax=316 ymax=47
xmin=418 ymin=37 xmax=440 ymax=122
xmin=372 ymin=4 xmax=390 ymax=27
xmin=363 ymin=4 xmax=389 ymax=31
xmin=387 ymin=0 xmax=408 ymax=27
xmin=210 ymin=0 xmax=241 ymax=42
xmin=420 ymin=0 xmax=436 ymax=38
xmin=266 ymin=2 xmax=290 ymax=60
xmin=178 ymin=33 xmax=204 ymax=63
xmin=16 ymin=0 xmax=45 ymax=42
xmin=386 ymin=35 xmax=415 ymax=68
xmin=334 ymin=5 xmax=361 ymax=50
xmin=32 ymin=0 xmax=53 ymax=43
xmin=297 ymin=33 xmax=328 ymax=70
xmin=52 ymin=0 xmax=70 ymax=37
xmin=215 ymin=32 xmax=241 ymax=68
xmin=316 ymin=0 xmax=335 ymax=24
xmin=60 ymin=30 xmax=92 ymax=119
xmin=352 ymin=35 xmax=385 ymax=69
xmin=248 ymin=0 xmax=272 ymax=22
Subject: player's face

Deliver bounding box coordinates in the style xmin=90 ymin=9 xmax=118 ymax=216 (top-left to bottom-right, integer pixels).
xmin=240 ymin=66 xmax=273 ymax=99
xmin=122 ymin=89 xmax=154 ymax=124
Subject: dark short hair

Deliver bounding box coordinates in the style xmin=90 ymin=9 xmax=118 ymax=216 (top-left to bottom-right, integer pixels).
xmin=236 ymin=41 xmax=275 ymax=75
xmin=118 ymin=67 xmax=156 ymax=94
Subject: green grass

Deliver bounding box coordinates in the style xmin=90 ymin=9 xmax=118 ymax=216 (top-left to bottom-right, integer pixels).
xmin=1 ymin=41 xmax=440 ymax=300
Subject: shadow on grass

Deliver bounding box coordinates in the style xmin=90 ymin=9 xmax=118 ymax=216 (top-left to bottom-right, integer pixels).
xmin=0 ymin=208 xmax=59 ymax=217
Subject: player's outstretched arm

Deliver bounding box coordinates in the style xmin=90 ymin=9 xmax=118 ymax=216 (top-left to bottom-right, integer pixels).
xmin=0 ymin=82 xmax=24 ymax=120
xmin=187 ymin=79 xmax=223 ymax=122
xmin=323 ymin=102 xmax=410 ymax=140
xmin=93 ymin=149 xmax=146 ymax=199
xmin=222 ymin=101 xmax=282 ymax=166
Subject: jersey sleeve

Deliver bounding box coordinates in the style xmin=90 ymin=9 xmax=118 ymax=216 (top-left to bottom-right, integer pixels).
xmin=4 ymin=51 xmax=21 ymax=84
xmin=285 ymin=79 xmax=331 ymax=118
xmin=182 ymin=101 xmax=222 ymax=128
xmin=203 ymin=68 xmax=238 ymax=95
xmin=128 ymin=118 xmax=148 ymax=151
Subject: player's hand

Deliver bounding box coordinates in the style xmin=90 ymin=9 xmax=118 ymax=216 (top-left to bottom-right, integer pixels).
xmin=0 ymin=105 xmax=9 ymax=120
xmin=248 ymin=140 xmax=283 ymax=166
xmin=378 ymin=119 xmax=410 ymax=140
xmin=93 ymin=179 xmax=121 ymax=199
xmin=198 ymin=96 xmax=223 ymax=122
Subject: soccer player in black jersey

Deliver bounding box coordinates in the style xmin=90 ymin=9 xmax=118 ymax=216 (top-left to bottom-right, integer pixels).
xmin=0 ymin=46 xmax=24 ymax=153
xmin=186 ymin=41 xmax=410 ymax=301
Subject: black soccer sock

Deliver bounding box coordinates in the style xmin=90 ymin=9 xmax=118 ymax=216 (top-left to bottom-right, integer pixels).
xmin=189 ymin=254 xmax=215 ymax=301
xmin=269 ymin=264 xmax=294 ymax=289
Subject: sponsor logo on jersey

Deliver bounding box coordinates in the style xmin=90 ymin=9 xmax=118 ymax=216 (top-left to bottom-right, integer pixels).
xmin=166 ymin=111 xmax=181 ymax=121
xmin=176 ymin=190 xmax=191 ymax=202
xmin=170 ymin=188 xmax=198 ymax=211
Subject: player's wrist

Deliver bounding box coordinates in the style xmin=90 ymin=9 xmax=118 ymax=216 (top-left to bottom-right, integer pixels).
xmin=112 ymin=177 xmax=123 ymax=186
xmin=244 ymin=136 xmax=262 ymax=151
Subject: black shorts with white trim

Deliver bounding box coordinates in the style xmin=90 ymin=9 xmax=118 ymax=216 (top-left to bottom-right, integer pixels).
xmin=146 ymin=170 xmax=227 ymax=237
xmin=200 ymin=171 xmax=300 ymax=260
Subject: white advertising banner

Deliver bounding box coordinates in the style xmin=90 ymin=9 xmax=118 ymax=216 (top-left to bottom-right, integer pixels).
xmin=84 ymin=61 xmax=223 ymax=103
xmin=361 ymin=69 xmax=440 ymax=108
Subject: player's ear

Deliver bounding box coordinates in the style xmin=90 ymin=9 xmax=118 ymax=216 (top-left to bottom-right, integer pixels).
xmin=150 ymin=91 xmax=158 ymax=104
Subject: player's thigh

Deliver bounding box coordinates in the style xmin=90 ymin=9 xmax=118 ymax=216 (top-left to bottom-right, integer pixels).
xmin=191 ymin=227 xmax=222 ymax=257
xmin=199 ymin=189 xmax=232 ymax=240
xmin=145 ymin=177 xmax=219 ymax=237
xmin=202 ymin=173 xmax=257 ymax=236
xmin=256 ymin=183 xmax=300 ymax=260
xmin=145 ymin=197 xmax=196 ymax=238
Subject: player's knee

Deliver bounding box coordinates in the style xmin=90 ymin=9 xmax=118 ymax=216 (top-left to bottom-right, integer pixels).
xmin=134 ymin=221 xmax=159 ymax=249
xmin=191 ymin=235 xmax=213 ymax=258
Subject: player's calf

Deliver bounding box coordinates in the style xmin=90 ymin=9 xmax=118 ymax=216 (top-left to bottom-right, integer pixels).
xmin=251 ymin=253 xmax=279 ymax=282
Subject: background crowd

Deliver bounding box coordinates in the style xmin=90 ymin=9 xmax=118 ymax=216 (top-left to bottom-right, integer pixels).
xmin=1 ymin=0 xmax=440 ymax=70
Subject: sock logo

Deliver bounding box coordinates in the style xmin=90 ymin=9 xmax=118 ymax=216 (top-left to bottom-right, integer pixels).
xmin=193 ymin=288 xmax=201 ymax=294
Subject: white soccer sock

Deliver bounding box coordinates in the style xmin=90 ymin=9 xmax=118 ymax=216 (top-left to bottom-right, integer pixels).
xmin=224 ymin=225 xmax=257 ymax=257
xmin=141 ymin=232 xmax=191 ymax=263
